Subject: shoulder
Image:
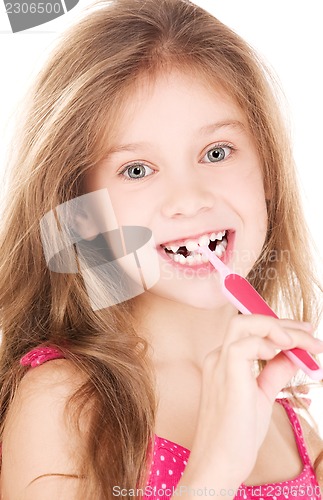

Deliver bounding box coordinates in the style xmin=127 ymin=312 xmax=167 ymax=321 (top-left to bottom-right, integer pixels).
xmin=275 ymin=398 xmax=323 ymax=479
xmin=8 ymin=358 xmax=88 ymax=426
xmin=297 ymin=413 xmax=323 ymax=471
xmin=1 ymin=358 xmax=89 ymax=497
xmin=17 ymin=356 xmax=85 ymax=397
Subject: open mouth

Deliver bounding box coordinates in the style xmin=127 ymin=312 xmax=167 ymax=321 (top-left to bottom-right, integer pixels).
xmin=160 ymin=230 xmax=230 ymax=266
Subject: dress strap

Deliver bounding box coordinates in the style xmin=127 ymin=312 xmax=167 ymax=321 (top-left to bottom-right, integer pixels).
xmin=276 ymin=397 xmax=313 ymax=468
xmin=20 ymin=345 xmax=65 ymax=368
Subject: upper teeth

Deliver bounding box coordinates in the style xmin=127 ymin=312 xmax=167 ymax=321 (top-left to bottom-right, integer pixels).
xmin=164 ymin=231 xmax=226 ymax=253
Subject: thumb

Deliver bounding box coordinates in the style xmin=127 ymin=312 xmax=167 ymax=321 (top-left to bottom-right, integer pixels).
xmin=257 ymin=352 xmax=299 ymax=403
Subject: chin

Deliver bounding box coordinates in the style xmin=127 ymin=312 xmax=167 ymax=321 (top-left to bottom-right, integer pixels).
xmin=146 ymin=278 xmax=228 ymax=310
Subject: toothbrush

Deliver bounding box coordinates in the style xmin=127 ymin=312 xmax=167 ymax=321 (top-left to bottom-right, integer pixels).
xmin=197 ymin=244 xmax=323 ymax=381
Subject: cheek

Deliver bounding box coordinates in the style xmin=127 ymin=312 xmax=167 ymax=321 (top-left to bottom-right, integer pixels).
xmin=107 ymin=184 xmax=159 ymax=227
xmin=85 ymin=178 xmax=134 ymax=227
xmin=146 ymin=262 xmax=229 ymax=310
xmin=84 ymin=169 xmax=127 ymax=221
xmin=109 ymin=194 xmax=144 ymax=227
xmin=238 ymin=167 xmax=267 ymax=214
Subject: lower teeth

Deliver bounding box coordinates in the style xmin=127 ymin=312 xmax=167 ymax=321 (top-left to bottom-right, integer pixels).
xmin=166 ymin=237 xmax=228 ymax=266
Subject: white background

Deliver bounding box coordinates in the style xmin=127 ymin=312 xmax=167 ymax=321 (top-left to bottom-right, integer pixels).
xmin=0 ymin=1 xmax=322 ymax=422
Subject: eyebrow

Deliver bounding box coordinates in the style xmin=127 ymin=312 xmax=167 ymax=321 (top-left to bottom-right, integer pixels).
xmin=199 ymin=119 xmax=245 ymax=135
xmin=106 ymin=120 xmax=245 ymax=155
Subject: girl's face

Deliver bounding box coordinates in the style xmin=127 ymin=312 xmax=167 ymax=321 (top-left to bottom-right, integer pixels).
xmin=85 ymin=71 xmax=268 ymax=310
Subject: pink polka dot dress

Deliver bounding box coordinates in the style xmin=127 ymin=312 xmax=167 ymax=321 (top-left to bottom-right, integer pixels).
xmin=4 ymin=346 xmax=322 ymax=499
xmin=146 ymin=398 xmax=322 ymax=499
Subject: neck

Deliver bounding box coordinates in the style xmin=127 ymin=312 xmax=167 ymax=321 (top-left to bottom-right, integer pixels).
xmin=133 ymin=292 xmax=238 ymax=371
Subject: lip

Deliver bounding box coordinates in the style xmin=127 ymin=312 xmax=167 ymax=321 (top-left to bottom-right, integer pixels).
xmin=159 ymin=228 xmax=234 ymax=248
xmin=157 ymin=230 xmax=235 ymax=273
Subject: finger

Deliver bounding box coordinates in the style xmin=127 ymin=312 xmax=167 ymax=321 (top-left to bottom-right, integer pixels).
xmin=229 ymin=315 xmax=313 ymax=333
xmin=223 ymin=316 xmax=322 ymax=360
xmin=276 ymin=318 xmax=313 ymax=333
xmin=221 ymin=330 xmax=318 ymax=393
xmin=222 ymin=336 xmax=284 ymax=384
xmin=278 ymin=329 xmax=323 ymax=353
xmin=257 ymin=352 xmax=299 ymax=403
xmin=223 ymin=314 xmax=291 ymax=350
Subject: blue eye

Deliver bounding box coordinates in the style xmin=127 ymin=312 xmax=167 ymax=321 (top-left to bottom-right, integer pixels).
xmin=204 ymin=144 xmax=232 ymax=163
xmin=119 ymin=162 xmax=154 ymax=181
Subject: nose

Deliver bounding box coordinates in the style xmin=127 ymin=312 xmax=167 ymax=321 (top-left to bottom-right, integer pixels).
xmin=161 ymin=169 xmax=214 ymax=218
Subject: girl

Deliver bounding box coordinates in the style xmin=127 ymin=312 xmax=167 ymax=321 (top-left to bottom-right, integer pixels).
xmin=0 ymin=0 xmax=323 ymax=498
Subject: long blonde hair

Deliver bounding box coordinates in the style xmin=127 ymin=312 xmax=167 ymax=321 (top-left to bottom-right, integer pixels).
xmin=0 ymin=0 xmax=322 ymax=497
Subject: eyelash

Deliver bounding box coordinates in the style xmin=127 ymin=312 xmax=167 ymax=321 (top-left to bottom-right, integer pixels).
xmin=117 ymin=142 xmax=235 ymax=182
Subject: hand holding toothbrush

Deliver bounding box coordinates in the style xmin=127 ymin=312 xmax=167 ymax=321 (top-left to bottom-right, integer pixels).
xmin=197 ymin=244 xmax=323 ymax=381
xmin=179 ymin=312 xmax=323 ymax=493
xmin=177 ymin=270 xmax=323 ymax=492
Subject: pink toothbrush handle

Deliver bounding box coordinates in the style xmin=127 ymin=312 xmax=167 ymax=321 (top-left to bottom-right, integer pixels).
xmin=224 ymin=274 xmax=323 ymax=381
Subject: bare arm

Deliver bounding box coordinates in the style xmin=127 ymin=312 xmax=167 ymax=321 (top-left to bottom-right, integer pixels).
xmin=0 ymin=359 xmax=88 ymax=499
xmin=23 ymin=475 xmax=80 ymax=499
xmin=170 ymin=315 xmax=323 ymax=498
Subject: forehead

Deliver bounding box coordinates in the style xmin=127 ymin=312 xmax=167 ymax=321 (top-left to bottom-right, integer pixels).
xmin=113 ymin=70 xmax=247 ymax=139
